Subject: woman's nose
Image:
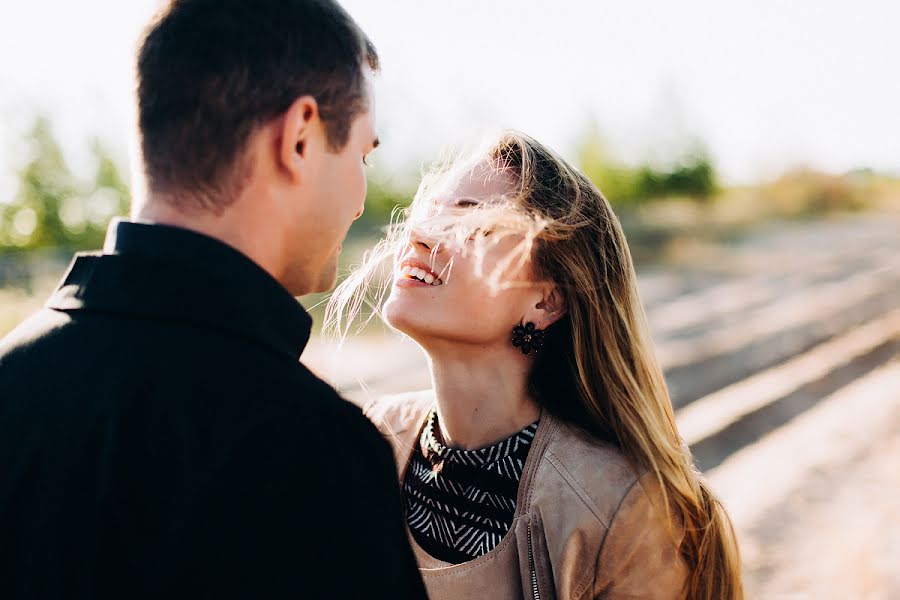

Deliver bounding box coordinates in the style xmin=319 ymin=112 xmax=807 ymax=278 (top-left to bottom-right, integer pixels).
xmin=408 ymin=233 xmax=439 ymax=253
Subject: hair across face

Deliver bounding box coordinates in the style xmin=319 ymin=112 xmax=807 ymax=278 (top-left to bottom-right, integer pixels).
xmin=381 ymin=160 xmax=553 ymax=350
xmin=136 ymin=0 xmax=379 ymax=210
xmin=325 ymin=151 xmax=554 ymax=342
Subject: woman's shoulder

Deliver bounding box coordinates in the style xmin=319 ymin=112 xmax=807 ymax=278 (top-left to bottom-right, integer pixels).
xmin=362 ymin=389 xmax=436 ymax=436
xmin=536 ymin=417 xmax=647 ymax=529
xmin=533 ymin=419 xmax=687 ymax=598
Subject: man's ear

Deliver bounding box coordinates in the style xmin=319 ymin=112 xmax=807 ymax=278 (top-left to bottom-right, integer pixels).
xmin=529 ymin=283 xmax=567 ymax=329
xmin=278 ymin=95 xmax=319 ymax=184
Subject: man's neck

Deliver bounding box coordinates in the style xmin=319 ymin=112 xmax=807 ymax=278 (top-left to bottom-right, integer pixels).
xmin=425 ymin=341 xmax=541 ymax=450
xmin=135 ymin=195 xmax=287 ymax=287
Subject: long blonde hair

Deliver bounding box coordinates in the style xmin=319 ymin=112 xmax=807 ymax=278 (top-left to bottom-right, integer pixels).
xmin=327 ymin=131 xmax=743 ymax=599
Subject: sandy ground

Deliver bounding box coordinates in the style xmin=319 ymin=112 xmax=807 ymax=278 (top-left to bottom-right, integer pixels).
xmin=707 ymin=360 xmax=900 ymax=599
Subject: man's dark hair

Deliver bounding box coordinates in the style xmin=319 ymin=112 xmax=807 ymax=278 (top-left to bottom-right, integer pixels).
xmin=136 ymin=0 xmax=379 ymax=210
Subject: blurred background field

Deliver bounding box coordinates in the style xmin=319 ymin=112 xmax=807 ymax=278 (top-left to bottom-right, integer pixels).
xmin=2 ymin=1 xmax=899 ymax=598
xmin=2 ymin=113 xmax=898 ymax=335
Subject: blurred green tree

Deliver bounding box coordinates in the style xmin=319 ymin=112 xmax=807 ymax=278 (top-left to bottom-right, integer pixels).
xmin=635 ymin=153 xmax=717 ymax=201
xmin=1 ymin=117 xmax=130 ymax=253
xmin=576 ymin=124 xmax=642 ymax=206
xmin=576 ymin=123 xmax=718 ymax=205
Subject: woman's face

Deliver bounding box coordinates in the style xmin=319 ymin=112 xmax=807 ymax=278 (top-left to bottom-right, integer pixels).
xmin=383 ymin=162 xmax=551 ymax=351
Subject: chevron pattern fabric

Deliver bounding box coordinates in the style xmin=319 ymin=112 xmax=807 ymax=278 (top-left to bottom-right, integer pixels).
xmin=402 ymin=409 xmax=539 ymax=564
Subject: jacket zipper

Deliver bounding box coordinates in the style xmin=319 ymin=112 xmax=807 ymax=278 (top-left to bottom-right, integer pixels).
xmin=527 ymin=521 xmax=541 ymax=600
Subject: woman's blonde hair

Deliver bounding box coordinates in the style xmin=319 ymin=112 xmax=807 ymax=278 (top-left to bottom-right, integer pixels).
xmin=327 ymin=130 xmax=743 ymax=599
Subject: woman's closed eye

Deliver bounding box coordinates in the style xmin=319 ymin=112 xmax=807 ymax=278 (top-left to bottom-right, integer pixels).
xmin=467 ymin=227 xmax=493 ymax=241
xmin=455 ymin=199 xmax=479 ymax=208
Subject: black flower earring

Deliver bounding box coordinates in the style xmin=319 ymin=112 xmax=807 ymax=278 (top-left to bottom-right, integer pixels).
xmin=511 ymin=322 xmax=544 ymax=355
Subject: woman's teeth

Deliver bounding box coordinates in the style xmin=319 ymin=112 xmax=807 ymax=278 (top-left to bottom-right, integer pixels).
xmin=400 ymin=265 xmax=443 ymax=286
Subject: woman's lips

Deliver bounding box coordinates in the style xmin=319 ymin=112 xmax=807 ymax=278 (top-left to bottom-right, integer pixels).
xmin=394 ymin=261 xmax=444 ymax=288
xmin=393 ymin=277 xmax=436 ymax=288
xmin=397 ymin=258 xmax=444 ymax=287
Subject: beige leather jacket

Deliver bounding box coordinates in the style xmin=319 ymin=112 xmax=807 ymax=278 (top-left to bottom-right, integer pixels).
xmin=365 ymin=391 xmax=688 ymax=600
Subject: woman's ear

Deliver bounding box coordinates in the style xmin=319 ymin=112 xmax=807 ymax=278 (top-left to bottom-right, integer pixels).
xmin=531 ymin=283 xmax=567 ymax=328
xmin=278 ymin=95 xmax=319 ymax=183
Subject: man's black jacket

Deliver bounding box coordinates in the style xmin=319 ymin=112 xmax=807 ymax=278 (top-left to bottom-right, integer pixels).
xmin=0 ymin=221 xmax=427 ymax=599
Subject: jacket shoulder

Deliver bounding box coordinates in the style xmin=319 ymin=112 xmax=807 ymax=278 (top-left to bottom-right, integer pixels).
xmin=0 ymin=309 xmax=72 ymax=359
xmin=536 ymin=419 xmax=644 ymax=529
xmin=363 ymin=389 xmax=435 ymax=436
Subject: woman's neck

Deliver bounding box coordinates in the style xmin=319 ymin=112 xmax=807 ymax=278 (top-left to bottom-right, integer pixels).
xmin=426 ymin=345 xmax=541 ymax=450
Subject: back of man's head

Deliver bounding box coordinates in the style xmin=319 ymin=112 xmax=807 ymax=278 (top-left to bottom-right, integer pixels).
xmin=136 ymin=0 xmax=379 ymax=212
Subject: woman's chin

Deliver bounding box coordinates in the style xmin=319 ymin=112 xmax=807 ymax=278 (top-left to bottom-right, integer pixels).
xmin=382 ymin=300 xmax=414 ymax=334
xmin=384 ymin=303 xmax=435 ymax=341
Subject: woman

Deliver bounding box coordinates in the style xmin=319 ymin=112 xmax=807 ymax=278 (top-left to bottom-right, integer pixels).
xmin=327 ymin=131 xmax=743 ymax=599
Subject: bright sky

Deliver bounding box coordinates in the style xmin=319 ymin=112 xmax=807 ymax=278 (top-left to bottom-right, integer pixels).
xmin=1 ymin=0 xmax=897 ymax=196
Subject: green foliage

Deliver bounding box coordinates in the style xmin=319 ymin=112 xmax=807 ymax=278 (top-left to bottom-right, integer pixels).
xmin=576 ymin=128 xmax=642 ymax=206
xmin=576 ymin=124 xmax=718 ymax=206
xmin=635 ymin=154 xmax=717 ymax=201
xmin=0 ymin=117 xmax=130 ymax=253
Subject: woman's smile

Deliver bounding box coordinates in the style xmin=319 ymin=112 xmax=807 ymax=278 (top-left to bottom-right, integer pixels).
xmin=394 ymin=259 xmax=444 ymax=287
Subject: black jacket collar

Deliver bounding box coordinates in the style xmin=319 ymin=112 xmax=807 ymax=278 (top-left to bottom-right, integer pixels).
xmin=47 ymin=219 xmax=313 ymax=361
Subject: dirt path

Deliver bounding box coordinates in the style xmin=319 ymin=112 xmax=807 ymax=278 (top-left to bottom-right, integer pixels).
xmin=707 ymin=360 xmax=900 ymax=599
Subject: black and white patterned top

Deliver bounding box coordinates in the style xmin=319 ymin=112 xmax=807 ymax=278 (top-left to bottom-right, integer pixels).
xmin=402 ymin=409 xmax=540 ymax=564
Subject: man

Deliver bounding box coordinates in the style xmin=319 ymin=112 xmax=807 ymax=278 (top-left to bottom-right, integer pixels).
xmin=0 ymin=1 xmax=427 ymax=598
